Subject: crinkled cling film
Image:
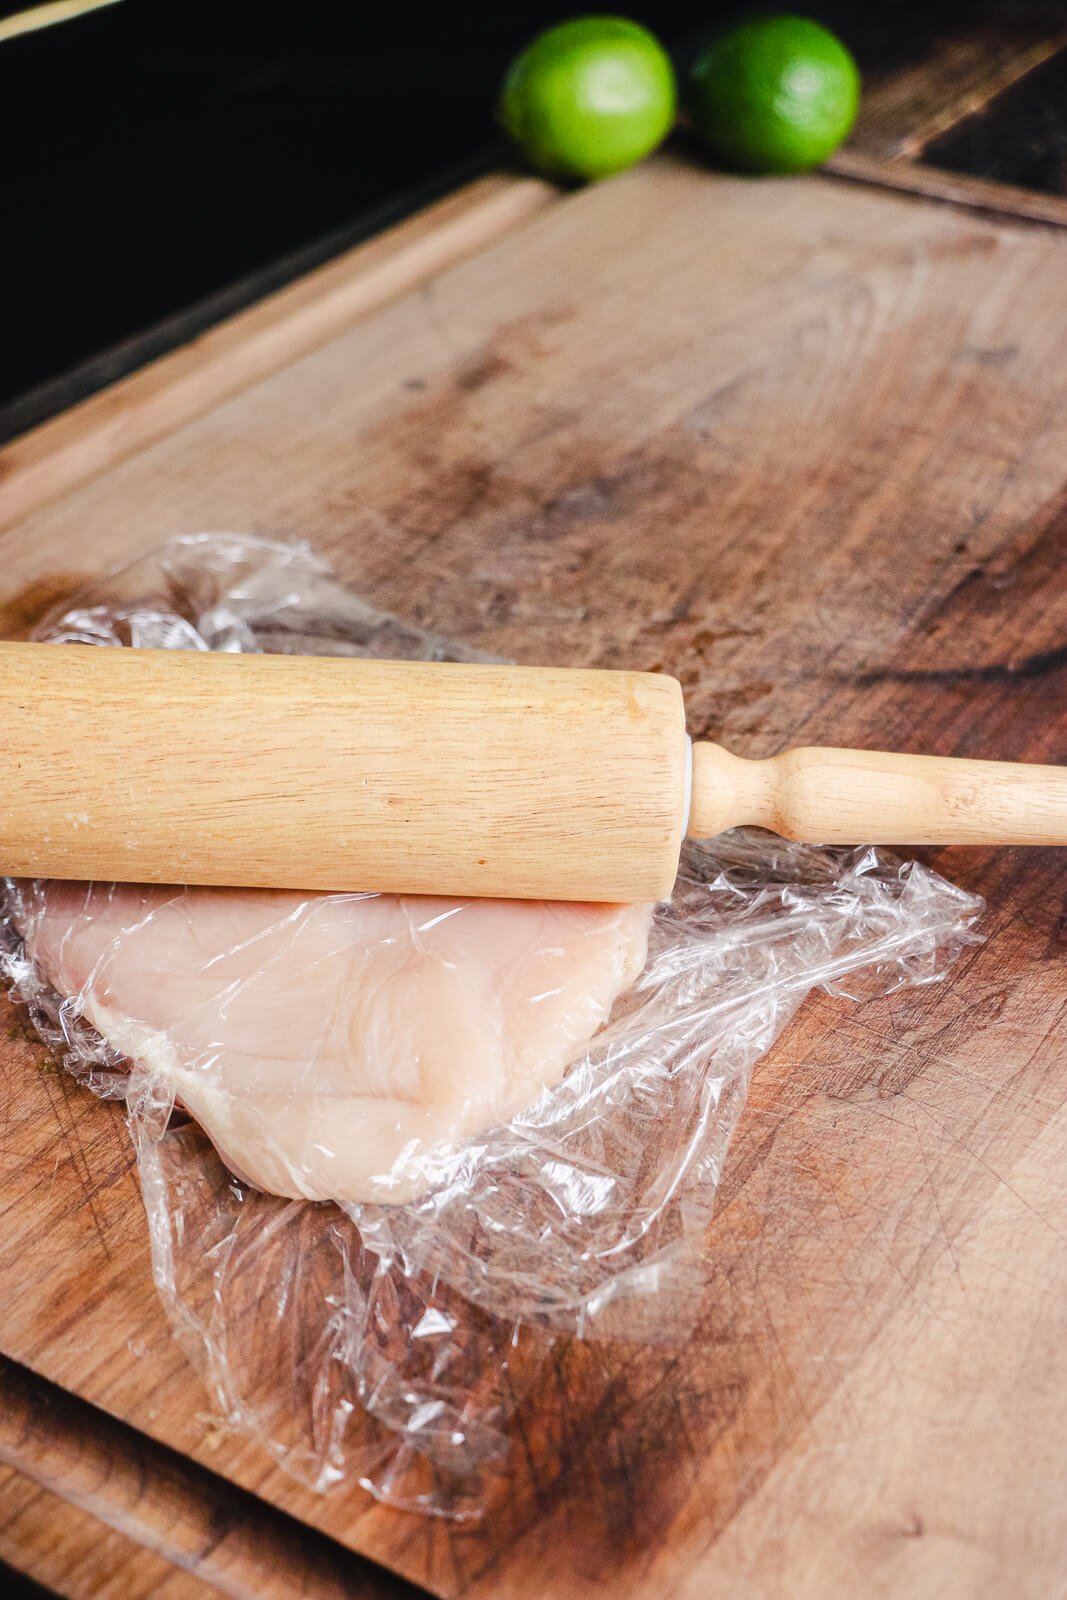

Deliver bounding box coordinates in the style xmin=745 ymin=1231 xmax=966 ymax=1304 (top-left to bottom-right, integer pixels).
xmin=0 ymin=534 xmax=984 ymax=1516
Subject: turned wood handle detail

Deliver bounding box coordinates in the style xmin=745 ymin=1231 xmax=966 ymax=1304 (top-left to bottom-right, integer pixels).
xmin=689 ymin=743 xmax=1067 ymax=846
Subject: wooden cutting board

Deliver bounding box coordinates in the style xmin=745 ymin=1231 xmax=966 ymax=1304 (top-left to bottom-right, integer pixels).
xmin=0 ymin=150 xmax=1065 ymax=1599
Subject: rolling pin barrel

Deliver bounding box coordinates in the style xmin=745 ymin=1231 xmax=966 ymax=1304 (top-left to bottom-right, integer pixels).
xmin=0 ymin=643 xmax=690 ymax=902
xmin=0 ymin=643 xmax=1064 ymax=901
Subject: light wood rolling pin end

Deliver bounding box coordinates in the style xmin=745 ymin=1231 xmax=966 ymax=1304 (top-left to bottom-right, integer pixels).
xmin=687 ymin=742 xmax=1067 ymax=847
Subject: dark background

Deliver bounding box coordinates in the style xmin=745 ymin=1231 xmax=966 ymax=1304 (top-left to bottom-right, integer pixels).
xmin=1 ymin=0 xmax=1062 ymax=439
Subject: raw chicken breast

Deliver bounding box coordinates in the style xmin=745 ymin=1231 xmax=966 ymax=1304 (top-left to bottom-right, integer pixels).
xmin=20 ymin=883 xmax=652 ymax=1204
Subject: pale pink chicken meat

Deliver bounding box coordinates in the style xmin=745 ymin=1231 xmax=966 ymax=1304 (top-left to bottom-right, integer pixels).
xmin=20 ymin=883 xmax=652 ymax=1204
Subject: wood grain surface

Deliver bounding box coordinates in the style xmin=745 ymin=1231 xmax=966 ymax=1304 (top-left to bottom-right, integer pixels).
xmin=1 ymin=153 xmax=1066 ymax=1597
xmin=0 ymin=1461 xmax=219 ymax=1600
xmin=0 ymin=1355 xmax=418 ymax=1599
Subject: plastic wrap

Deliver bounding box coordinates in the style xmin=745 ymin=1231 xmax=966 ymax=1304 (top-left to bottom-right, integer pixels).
xmin=0 ymin=533 xmax=985 ymax=1514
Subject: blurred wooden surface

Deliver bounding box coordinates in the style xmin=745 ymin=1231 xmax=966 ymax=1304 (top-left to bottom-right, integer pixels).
xmin=831 ymin=4 xmax=1067 ymax=225
xmin=1 ymin=146 xmax=1065 ymax=1597
xmin=0 ymin=1357 xmax=416 ymax=1599
xmin=0 ymin=1463 xmax=219 ymax=1600
xmin=843 ymin=15 xmax=1067 ymax=161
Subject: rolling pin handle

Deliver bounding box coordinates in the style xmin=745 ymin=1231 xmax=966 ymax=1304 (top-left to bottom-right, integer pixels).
xmin=687 ymin=741 xmax=1067 ymax=847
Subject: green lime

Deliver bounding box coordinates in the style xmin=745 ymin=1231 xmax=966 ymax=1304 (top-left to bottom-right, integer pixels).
xmin=687 ymin=15 xmax=859 ymax=175
xmin=500 ymin=17 xmax=676 ymax=182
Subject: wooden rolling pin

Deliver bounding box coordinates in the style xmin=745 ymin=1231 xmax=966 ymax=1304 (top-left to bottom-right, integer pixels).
xmin=0 ymin=641 xmax=1064 ymax=901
